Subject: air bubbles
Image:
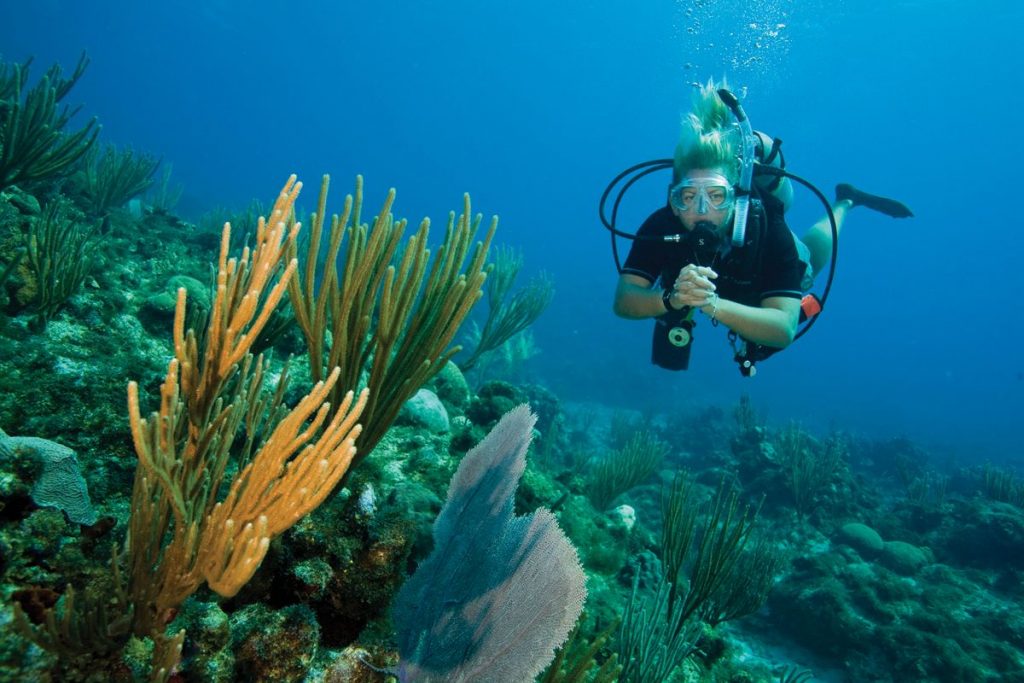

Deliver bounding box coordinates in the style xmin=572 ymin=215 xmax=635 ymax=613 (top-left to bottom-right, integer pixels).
xmin=674 ymin=0 xmax=793 ymax=85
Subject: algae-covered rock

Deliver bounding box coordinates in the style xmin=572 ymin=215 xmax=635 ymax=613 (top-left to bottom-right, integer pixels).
xmin=557 ymin=495 xmax=633 ymax=577
xmin=178 ymin=600 xmax=234 ymax=682
xmin=231 ymin=603 xmax=321 ymax=681
xmin=769 ymin=562 xmax=872 ymax=657
xmin=611 ymin=504 xmax=637 ymax=532
xmin=427 ymin=361 xmax=470 ymax=417
xmin=292 ymin=557 xmax=334 ymax=602
xmin=939 ymin=499 xmax=1024 ymax=570
xmin=138 ymin=274 xmax=210 ymax=331
xmin=523 ymin=382 xmax=562 ymax=436
xmin=466 ymin=380 xmax=526 ymax=429
xmin=325 ymin=645 xmax=389 ymax=683
xmin=396 ymin=388 xmax=450 ymax=434
xmin=5 ymin=186 xmax=41 ymax=216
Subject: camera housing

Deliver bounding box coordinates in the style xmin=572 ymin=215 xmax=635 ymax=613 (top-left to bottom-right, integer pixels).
xmin=652 ymin=311 xmax=695 ymax=370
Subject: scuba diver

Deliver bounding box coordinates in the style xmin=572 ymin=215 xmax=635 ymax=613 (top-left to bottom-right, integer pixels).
xmin=609 ymin=79 xmax=913 ymax=376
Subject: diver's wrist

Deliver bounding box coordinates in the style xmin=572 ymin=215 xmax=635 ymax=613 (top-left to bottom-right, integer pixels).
xmin=700 ymin=292 xmax=720 ymax=321
xmin=662 ymin=287 xmax=685 ymax=313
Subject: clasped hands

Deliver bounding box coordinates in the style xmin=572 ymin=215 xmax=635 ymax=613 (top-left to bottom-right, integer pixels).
xmin=669 ymin=264 xmax=718 ymax=309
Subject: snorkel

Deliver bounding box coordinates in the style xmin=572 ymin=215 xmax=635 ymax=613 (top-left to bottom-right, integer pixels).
xmin=716 ymin=88 xmax=755 ymax=247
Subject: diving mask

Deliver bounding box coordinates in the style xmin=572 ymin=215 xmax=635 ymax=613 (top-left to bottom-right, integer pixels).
xmin=669 ymin=174 xmax=736 ymax=214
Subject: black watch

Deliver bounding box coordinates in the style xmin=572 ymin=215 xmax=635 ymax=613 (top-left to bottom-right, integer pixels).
xmin=662 ymin=287 xmax=678 ymax=313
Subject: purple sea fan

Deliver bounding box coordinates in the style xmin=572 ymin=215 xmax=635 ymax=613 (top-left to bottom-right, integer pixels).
xmin=391 ymin=404 xmax=586 ymax=683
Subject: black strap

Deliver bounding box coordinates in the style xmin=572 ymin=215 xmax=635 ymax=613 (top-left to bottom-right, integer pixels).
xmin=763 ymin=136 xmax=784 ymax=167
xmin=753 ymin=134 xmax=786 ymax=193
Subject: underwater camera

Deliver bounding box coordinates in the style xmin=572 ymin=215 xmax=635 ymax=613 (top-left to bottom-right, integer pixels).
xmin=652 ymin=308 xmax=696 ymax=370
xmin=650 ymin=222 xmax=718 ymax=371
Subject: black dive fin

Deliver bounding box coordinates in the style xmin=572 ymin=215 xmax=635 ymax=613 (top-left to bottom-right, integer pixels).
xmin=836 ymin=183 xmax=914 ymax=218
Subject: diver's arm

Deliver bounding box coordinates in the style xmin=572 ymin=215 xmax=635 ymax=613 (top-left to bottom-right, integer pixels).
xmin=674 ymin=263 xmax=799 ymax=347
xmin=615 ymin=270 xmax=799 ymax=346
xmin=699 ymin=295 xmax=800 ymax=348
xmin=613 ymin=273 xmax=682 ymax=319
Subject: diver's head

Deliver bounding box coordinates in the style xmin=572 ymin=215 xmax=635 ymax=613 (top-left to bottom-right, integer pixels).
xmin=672 ymin=79 xmax=740 ymax=187
xmin=669 ymin=166 xmax=735 ymax=235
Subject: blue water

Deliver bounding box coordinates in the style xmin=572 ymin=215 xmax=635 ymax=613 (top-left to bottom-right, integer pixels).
xmin=2 ymin=0 xmax=1021 ymax=464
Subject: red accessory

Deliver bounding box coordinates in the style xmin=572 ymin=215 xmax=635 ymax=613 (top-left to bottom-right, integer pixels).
xmin=800 ymin=294 xmax=822 ymax=322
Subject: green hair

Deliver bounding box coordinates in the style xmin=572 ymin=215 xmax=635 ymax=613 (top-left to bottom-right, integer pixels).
xmin=672 ymin=78 xmax=740 ymax=185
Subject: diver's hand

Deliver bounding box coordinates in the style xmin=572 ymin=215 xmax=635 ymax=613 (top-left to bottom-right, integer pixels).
xmin=674 ymin=264 xmax=718 ymax=307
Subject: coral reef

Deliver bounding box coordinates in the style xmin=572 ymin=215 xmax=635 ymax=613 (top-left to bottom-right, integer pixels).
xmin=1 ymin=51 xmax=1022 ymax=683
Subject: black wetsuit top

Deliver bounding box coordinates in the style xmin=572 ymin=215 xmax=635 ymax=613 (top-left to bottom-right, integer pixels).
xmin=621 ymin=195 xmax=805 ymax=307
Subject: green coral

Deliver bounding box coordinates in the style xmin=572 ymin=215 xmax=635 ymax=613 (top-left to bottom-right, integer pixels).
xmin=71 ymin=143 xmax=160 ymax=218
xmin=879 ymin=540 xmax=932 ymax=576
xmin=0 ymin=52 xmax=99 ymax=191
xmin=20 ymin=199 xmax=98 ymax=329
xmin=837 ymin=522 xmax=884 ymax=557
xmin=459 ymin=244 xmax=554 ymax=372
